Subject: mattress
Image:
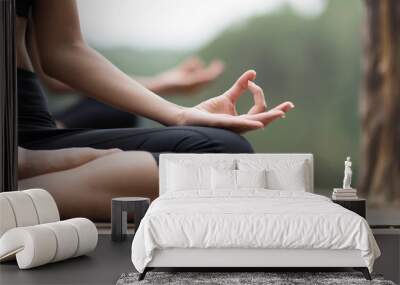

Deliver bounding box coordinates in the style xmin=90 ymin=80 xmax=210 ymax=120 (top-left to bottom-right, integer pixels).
xmin=131 ymin=190 xmax=380 ymax=273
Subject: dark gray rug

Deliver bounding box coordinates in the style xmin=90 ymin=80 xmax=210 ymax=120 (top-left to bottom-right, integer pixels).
xmin=116 ymin=272 xmax=396 ymax=285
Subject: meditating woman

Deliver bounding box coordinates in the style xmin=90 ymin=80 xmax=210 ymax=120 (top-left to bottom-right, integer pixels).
xmin=16 ymin=0 xmax=294 ymax=220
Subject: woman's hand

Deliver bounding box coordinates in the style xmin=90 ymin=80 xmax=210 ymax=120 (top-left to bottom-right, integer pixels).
xmin=142 ymin=57 xmax=224 ymax=95
xmin=179 ymin=70 xmax=295 ymax=133
xmin=18 ymin=147 xmax=121 ymax=179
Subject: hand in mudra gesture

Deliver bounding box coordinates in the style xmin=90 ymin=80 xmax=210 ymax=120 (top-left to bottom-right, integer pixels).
xmin=180 ymin=70 xmax=294 ymax=133
xmin=155 ymin=57 xmax=224 ymax=94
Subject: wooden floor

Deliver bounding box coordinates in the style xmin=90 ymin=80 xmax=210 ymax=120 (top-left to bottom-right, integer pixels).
xmin=0 ymin=235 xmax=133 ymax=285
xmin=1 ymin=206 xmax=398 ymax=285
xmin=1 ymin=232 xmax=399 ymax=284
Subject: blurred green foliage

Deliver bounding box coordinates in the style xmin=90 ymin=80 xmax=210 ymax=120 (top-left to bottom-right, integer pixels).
xmin=198 ymin=0 xmax=364 ymax=191
xmin=49 ymin=0 xmax=363 ymax=192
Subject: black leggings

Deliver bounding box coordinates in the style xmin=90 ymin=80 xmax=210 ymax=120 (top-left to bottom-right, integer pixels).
xmin=19 ymin=126 xmax=254 ymax=163
xmin=54 ymin=97 xmax=140 ymax=128
xmin=17 ymin=69 xmax=254 ymax=163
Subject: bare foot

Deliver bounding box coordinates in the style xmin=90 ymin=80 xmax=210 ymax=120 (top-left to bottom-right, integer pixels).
xmin=18 ymin=147 xmax=122 ymax=179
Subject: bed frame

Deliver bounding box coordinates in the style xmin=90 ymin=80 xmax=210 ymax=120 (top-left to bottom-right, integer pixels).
xmin=139 ymin=154 xmax=371 ymax=280
xmin=141 ymin=248 xmax=370 ymax=280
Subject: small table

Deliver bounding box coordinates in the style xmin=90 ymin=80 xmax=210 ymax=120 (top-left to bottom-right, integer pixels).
xmin=332 ymin=198 xmax=366 ymax=218
xmin=111 ymin=197 xmax=150 ymax=242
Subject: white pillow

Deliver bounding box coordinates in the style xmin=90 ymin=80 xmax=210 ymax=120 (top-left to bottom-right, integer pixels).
xmin=211 ymin=168 xmax=236 ymax=190
xmin=265 ymin=169 xmax=306 ymax=191
xmin=236 ymin=169 xmax=267 ymax=189
xmin=238 ymin=159 xmax=308 ymax=191
xmin=166 ymin=159 xmax=236 ymax=192
xmin=167 ymin=162 xmax=210 ymax=191
xmin=211 ymin=169 xmax=267 ymax=191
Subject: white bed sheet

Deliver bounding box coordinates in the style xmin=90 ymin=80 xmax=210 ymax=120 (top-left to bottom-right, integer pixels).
xmin=131 ymin=190 xmax=380 ymax=273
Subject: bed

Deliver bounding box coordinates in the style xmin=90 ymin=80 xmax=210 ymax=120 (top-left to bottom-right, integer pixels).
xmin=131 ymin=154 xmax=380 ymax=280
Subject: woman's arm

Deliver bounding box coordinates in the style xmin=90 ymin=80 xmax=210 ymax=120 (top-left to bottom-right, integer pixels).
xmin=26 ymin=21 xmax=75 ymax=93
xmin=33 ymin=0 xmax=292 ymax=132
xmin=28 ymin=18 xmax=223 ymax=96
xmin=29 ymin=21 xmax=223 ymax=97
xmin=33 ymin=0 xmax=185 ymax=126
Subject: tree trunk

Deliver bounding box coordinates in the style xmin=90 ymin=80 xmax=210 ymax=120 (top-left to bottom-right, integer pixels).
xmin=359 ymin=0 xmax=400 ymax=206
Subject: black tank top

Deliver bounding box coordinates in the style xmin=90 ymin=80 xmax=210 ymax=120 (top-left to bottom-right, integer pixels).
xmin=18 ymin=69 xmax=57 ymax=131
xmin=16 ymin=0 xmax=33 ymax=18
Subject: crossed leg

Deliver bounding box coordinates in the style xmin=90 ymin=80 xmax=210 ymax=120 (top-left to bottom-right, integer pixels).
xmin=18 ymin=151 xmax=158 ymax=221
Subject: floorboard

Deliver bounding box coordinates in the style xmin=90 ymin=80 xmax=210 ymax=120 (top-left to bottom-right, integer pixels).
xmin=0 ymin=235 xmax=133 ymax=285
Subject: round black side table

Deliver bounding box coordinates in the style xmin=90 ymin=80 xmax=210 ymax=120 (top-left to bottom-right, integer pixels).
xmin=111 ymin=197 xmax=150 ymax=242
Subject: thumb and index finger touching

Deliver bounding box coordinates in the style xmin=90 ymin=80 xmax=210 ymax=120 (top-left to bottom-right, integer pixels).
xmin=228 ymin=70 xmax=295 ymax=127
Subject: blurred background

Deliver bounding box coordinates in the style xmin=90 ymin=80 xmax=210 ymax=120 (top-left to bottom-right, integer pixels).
xmin=47 ymin=0 xmax=363 ymax=195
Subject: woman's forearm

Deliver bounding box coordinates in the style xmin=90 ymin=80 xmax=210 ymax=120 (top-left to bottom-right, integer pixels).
xmin=131 ymin=75 xmax=168 ymax=95
xmin=41 ymin=43 xmax=184 ymax=126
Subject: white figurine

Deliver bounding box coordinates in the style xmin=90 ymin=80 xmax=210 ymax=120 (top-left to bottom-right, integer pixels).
xmin=342 ymin=156 xmax=352 ymax=189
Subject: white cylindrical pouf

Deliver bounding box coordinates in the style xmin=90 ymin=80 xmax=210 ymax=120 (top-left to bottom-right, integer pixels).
xmin=0 ymin=190 xmax=98 ymax=269
xmin=43 ymin=221 xmax=79 ymax=262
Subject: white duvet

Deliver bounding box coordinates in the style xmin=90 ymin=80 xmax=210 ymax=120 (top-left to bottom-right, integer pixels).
xmin=131 ymin=190 xmax=380 ymax=273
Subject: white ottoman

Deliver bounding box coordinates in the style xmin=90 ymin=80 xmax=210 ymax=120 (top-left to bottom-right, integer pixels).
xmin=0 ymin=189 xmax=98 ymax=269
